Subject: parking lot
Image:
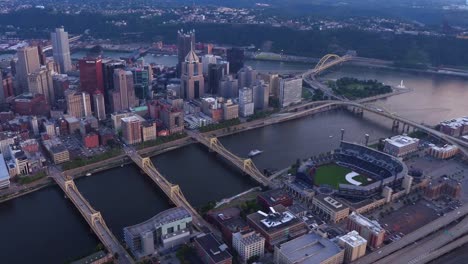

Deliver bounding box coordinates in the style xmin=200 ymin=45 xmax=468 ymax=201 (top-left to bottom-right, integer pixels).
xmin=60 ymin=134 xmax=111 ymax=159
xmin=379 ymin=200 xmax=439 ymax=239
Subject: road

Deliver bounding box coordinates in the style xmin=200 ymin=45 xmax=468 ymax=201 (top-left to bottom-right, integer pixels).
xmin=353 ymin=204 xmax=468 ymax=264
xmin=376 ymin=215 xmax=468 ymax=264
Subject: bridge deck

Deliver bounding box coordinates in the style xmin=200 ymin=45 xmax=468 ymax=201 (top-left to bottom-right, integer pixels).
xmin=125 ymin=148 xmax=217 ymax=234
xmin=51 ymin=170 xmax=134 ymax=264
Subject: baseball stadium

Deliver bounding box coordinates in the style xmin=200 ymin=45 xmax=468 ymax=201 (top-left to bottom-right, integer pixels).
xmin=297 ymin=141 xmax=408 ymax=200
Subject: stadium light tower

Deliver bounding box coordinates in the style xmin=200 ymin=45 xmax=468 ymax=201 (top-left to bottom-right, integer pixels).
xmin=341 ymin=128 xmax=345 ymax=141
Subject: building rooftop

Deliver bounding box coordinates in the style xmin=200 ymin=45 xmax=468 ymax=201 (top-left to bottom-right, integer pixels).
xmin=124 ymin=207 xmax=191 ymax=237
xmin=339 ymin=231 xmax=367 ymax=248
xmin=247 ymin=205 xmax=302 ymax=234
xmin=429 ymin=144 xmax=459 ymax=152
xmin=121 ymin=115 xmax=145 ymax=123
xmin=385 ymin=135 xmax=419 ymax=148
xmin=233 ymin=230 xmax=265 ymax=246
xmin=195 ymin=233 xmax=232 ymax=264
xmin=276 ymin=233 xmax=343 ymax=264
xmin=440 ymin=117 xmax=468 ymax=129
xmin=258 ymin=189 xmax=292 ymax=205
xmin=348 ymin=212 xmax=383 ymax=234
xmin=314 ymin=195 xmax=348 ymax=212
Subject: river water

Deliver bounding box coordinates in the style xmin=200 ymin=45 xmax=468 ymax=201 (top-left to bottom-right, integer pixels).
xmin=1 ymin=55 xmax=467 ymax=263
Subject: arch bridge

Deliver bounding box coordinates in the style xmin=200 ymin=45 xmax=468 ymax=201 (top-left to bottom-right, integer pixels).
xmin=125 ymin=148 xmax=217 ymax=234
xmin=302 ymin=54 xmax=353 ymax=78
xmin=187 ymin=131 xmax=271 ymax=187
xmin=51 ymin=170 xmax=134 ymax=264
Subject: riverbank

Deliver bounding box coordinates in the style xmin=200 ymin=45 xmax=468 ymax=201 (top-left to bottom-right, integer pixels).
xmin=0 ymin=89 xmax=400 ymax=205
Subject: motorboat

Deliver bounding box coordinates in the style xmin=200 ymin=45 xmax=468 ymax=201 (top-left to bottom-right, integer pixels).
xmin=248 ymin=149 xmax=263 ymax=157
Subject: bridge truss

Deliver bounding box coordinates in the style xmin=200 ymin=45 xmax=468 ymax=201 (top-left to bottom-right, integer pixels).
xmin=198 ymin=135 xmax=270 ymax=186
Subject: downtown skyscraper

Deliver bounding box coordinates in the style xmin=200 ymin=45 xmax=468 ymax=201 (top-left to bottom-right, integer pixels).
xmin=51 ymin=27 xmax=72 ymax=73
xmin=177 ymin=29 xmax=195 ymax=76
xmin=16 ymin=46 xmax=41 ymax=94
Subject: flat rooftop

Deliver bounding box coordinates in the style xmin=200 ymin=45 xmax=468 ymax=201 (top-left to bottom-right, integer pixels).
xmin=348 ymin=212 xmax=383 ymax=234
xmin=277 ymin=233 xmax=343 ymax=264
xmin=195 ymin=233 xmax=232 ymax=264
xmin=385 ymin=135 xmax=419 ymax=148
xmin=339 ymin=231 xmax=367 ymax=247
xmin=313 ymin=195 xmax=348 ymax=212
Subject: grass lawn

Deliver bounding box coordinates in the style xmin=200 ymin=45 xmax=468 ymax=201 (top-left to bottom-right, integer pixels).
xmin=314 ymin=163 xmax=371 ymax=189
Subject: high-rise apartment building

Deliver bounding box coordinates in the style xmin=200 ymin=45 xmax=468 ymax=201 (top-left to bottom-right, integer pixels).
xmin=239 ymin=87 xmax=254 ymax=117
xmin=51 ymin=27 xmax=72 ymax=73
xmin=279 ymin=76 xmax=302 ymax=108
xmin=177 ymin=29 xmax=195 ymax=76
xmin=347 ymin=212 xmax=385 ymax=249
xmin=219 ymin=75 xmax=239 ymax=99
xmin=66 ymin=91 xmax=92 ymax=118
xmin=27 ymin=67 xmax=54 ymax=104
xmin=253 ymin=80 xmax=269 ymax=110
xmin=227 ymin=48 xmax=245 ymax=74
xmin=181 ymin=47 xmax=204 ymax=100
xmin=237 ymin=66 xmax=257 ymax=89
xmin=338 ymin=231 xmax=367 ymax=263
xmin=16 ymin=46 xmax=41 ymax=93
xmin=141 ymin=121 xmax=157 ymax=142
xmin=79 ymin=58 xmax=104 ymax=95
xmin=93 ymin=91 xmax=106 ymax=121
xmin=121 ymin=115 xmax=143 ymax=145
xmin=232 ymin=230 xmax=265 ymax=264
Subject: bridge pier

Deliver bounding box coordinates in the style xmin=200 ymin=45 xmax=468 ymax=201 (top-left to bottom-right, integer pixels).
xmin=392 ymin=120 xmax=400 ymax=131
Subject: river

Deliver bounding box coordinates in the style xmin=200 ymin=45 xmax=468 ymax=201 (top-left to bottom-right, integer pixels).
xmin=0 ymin=186 xmax=98 ymax=264
xmin=1 ymin=55 xmax=467 ymax=263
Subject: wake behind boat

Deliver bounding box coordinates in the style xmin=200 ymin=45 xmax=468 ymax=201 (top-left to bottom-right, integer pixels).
xmin=248 ymin=149 xmax=263 ymax=157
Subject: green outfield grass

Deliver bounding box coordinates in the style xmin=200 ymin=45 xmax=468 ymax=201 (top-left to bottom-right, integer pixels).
xmin=314 ymin=163 xmax=372 ymax=189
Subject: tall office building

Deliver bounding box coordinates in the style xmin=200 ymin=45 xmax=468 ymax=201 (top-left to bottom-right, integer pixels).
xmin=279 ymin=76 xmax=302 ymax=108
xmin=130 ymin=67 xmax=151 ymax=99
xmin=79 ymin=58 xmax=104 ymax=95
xmin=65 ymin=91 xmax=92 ymax=118
xmin=121 ymin=115 xmax=143 ymax=145
xmin=111 ymin=69 xmax=137 ymax=112
xmin=102 ymin=59 xmax=125 ymax=91
xmin=202 ymin=54 xmax=218 ymax=74
xmin=227 ymin=48 xmax=245 ymax=74
xmin=37 ymin=45 xmax=47 ymax=66
xmin=208 ymin=63 xmax=226 ymax=94
xmin=177 ymin=29 xmax=195 ymax=76
xmin=16 ymin=46 xmax=41 ymax=93
xmin=93 ymin=91 xmax=106 ymax=121
xmin=181 ymin=47 xmax=204 ymax=100
xmin=51 ymin=27 xmax=72 ymax=73
xmin=237 ymin=66 xmax=257 ymax=89
xmin=239 ymin=87 xmax=254 ymax=117
xmin=27 ymin=67 xmax=54 ymax=104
